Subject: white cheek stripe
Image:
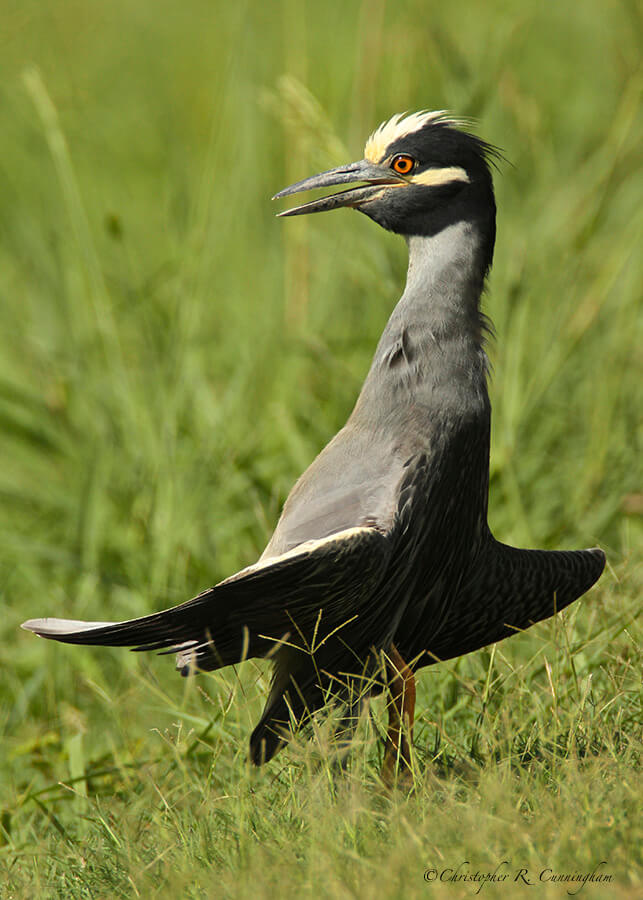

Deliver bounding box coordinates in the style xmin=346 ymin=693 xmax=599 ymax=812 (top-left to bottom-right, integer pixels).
xmin=358 ymin=167 xmax=471 ymax=206
xmin=409 ymin=166 xmax=470 ymax=187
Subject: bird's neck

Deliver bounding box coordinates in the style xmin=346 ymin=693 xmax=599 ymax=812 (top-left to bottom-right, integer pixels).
xmin=395 ymin=224 xmax=488 ymax=351
xmin=354 ymin=221 xmax=491 ymax=429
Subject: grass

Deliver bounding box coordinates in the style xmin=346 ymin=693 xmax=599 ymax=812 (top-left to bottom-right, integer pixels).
xmin=0 ymin=0 xmax=641 ymax=896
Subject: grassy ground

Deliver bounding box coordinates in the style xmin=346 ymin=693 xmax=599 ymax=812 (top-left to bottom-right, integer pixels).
xmin=0 ymin=0 xmax=641 ymax=896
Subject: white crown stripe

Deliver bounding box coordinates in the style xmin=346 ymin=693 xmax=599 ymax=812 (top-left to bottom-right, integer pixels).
xmin=364 ymin=110 xmax=466 ymax=163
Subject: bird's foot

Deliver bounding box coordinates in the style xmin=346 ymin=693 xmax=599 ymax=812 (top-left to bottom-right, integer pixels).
xmin=380 ymin=749 xmax=415 ymax=791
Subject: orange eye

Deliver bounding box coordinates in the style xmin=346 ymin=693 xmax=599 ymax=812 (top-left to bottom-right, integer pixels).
xmin=391 ymin=154 xmax=415 ymax=175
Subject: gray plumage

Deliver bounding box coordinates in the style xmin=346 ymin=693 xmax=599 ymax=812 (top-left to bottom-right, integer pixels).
xmin=22 ymin=111 xmax=605 ymax=766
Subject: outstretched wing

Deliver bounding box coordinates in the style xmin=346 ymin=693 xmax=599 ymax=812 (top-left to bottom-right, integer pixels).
xmin=23 ymin=526 xmax=392 ymax=673
xmin=401 ymin=539 xmax=605 ymax=665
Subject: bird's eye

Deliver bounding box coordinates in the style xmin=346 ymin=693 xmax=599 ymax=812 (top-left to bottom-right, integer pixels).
xmin=391 ymin=154 xmax=415 ymax=175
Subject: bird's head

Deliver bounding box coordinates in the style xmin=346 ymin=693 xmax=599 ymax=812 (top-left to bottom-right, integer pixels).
xmin=275 ymin=111 xmax=500 ymax=264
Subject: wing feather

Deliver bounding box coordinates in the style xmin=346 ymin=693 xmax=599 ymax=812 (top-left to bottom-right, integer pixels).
xmin=23 ymin=526 xmax=392 ymax=673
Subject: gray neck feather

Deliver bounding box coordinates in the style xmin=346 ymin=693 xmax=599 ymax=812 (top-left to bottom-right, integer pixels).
xmin=402 ymin=226 xmax=486 ymax=337
xmin=352 ymin=221 xmax=491 ymax=434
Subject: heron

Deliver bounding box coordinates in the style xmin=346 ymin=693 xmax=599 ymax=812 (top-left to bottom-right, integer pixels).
xmin=22 ymin=111 xmax=605 ymax=780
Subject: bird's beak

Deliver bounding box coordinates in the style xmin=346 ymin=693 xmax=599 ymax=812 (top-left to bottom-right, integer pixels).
xmin=273 ymin=160 xmax=406 ymax=217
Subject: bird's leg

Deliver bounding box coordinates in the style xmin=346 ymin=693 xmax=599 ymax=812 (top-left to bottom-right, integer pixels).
xmin=381 ymin=644 xmax=416 ymax=785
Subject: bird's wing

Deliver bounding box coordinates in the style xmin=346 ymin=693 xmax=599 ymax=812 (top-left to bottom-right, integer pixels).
xmin=403 ymin=540 xmax=606 ymax=665
xmin=22 ymin=525 xmax=392 ymax=673
xmin=260 ymin=424 xmax=408 ymax=558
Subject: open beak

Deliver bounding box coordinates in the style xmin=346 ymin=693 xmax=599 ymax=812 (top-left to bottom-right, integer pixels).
xmin=273 ymin=160 xmax=406 ymax=217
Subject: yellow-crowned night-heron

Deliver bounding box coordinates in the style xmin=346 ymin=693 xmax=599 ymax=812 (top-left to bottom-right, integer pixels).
xmin=22 ymin=111 xmax=605 ymax=778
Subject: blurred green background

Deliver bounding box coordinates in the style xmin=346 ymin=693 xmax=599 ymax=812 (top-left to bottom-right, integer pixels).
xmin=0 ymin=0 xmax=641 ymax=896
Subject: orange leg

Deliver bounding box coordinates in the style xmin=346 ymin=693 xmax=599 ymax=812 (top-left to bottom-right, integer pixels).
xmin=381 ymin=644 xmax=416 ymax=784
